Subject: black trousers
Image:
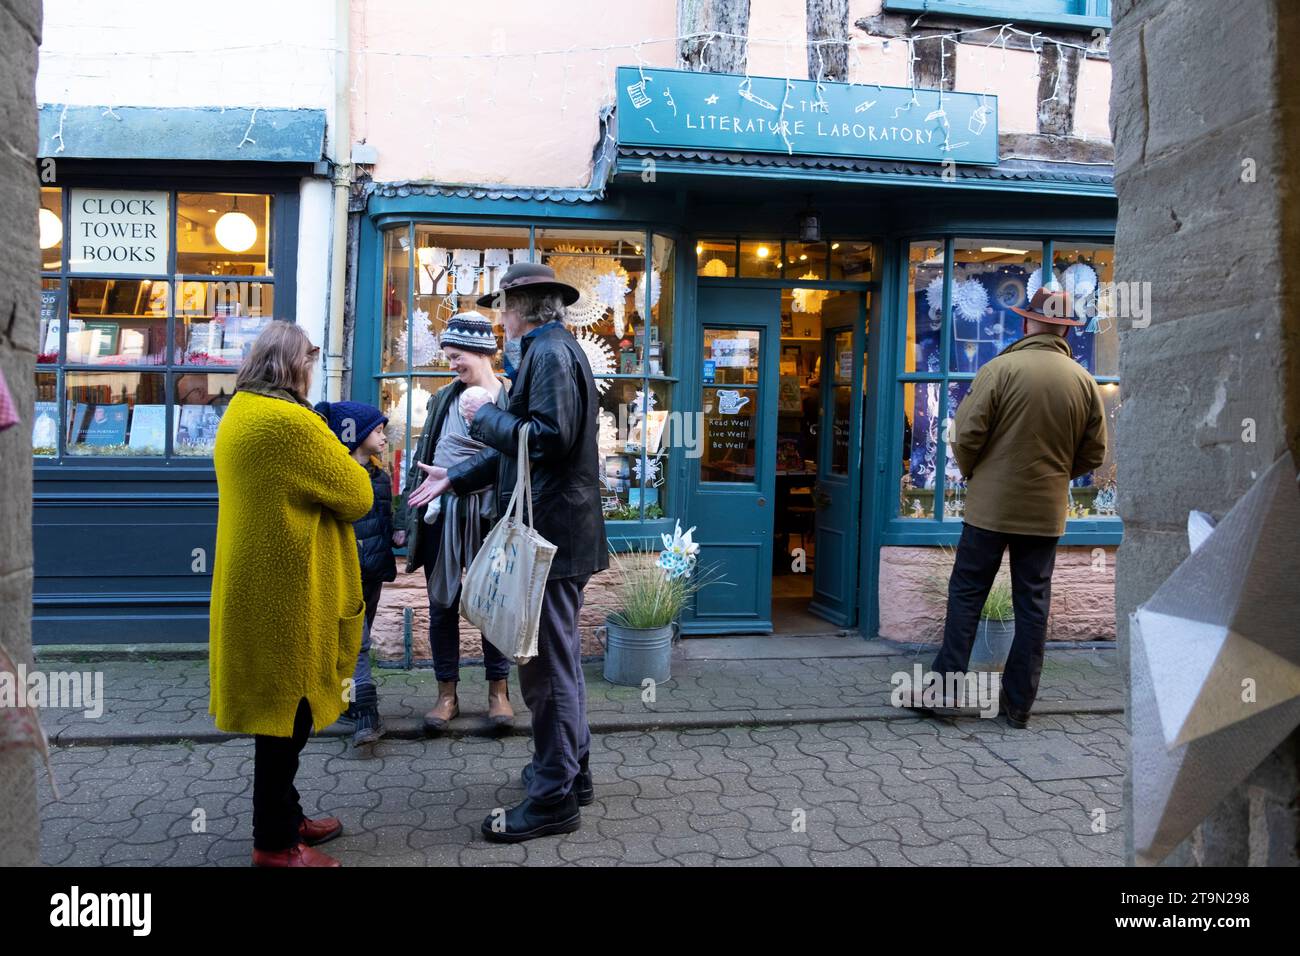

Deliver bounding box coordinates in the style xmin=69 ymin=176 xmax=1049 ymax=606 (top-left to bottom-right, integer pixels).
xmin=931 ymin=522 xmax=1058 ymax=715
xmin=252 ymin=697 xmax=313 ymax=851
xmin=520 ymin=575 xmax=591 ymax=803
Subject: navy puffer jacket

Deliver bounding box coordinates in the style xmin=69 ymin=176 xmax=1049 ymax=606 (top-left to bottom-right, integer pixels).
xmin=354 ymin=461 xmax=397 ymax=583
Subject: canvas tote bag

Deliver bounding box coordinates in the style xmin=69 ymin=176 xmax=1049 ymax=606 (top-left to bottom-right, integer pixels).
xmin=461 ymin=423 xmax=557 ymax=664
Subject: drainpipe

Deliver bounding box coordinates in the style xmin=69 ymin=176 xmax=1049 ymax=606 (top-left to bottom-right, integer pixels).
xmin=324 ymin=0 xmax=351 ymax=401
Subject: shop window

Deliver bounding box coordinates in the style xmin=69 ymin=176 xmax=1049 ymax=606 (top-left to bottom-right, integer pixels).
xmin=1053 ymin=242 xmax=1118 ymax=378
xmin=785 ymin=240 xmax=828 ymax=280
xmin=739 ymin=238 xmax=782 ymax=279
xmin=905 ymin=240 xmax=944 ymax=375
xmin=897 ymin=237 xmax=1120 ymax=526
xmin=64 ymin=372 xmax=167 ymax=456
xmin=900 ymin=381 xmax=940 ymax=518
xmin=34 ymin=186 xmax=280 ymax=461
xmin=409 ymin=224 xmax=530 ymax=373
xmin=176 ymin=192 xmax=271 ymax=276
xmin=39 ymin=188 xmax=62 ymax=272
xmin=177 ymin=281 xmax=273 ymax=366
xmin=828 ymin=241 xmax=874 ymax=281
xmin=33 ymin=371 xmax=57 ymax=457
xmin=377 ymin=223 xmax=676 ymax=524
xmin=947 ymin=240 xmax=1043 ymax=373
xmin=696 ymin=238 xmax=737 ymax=277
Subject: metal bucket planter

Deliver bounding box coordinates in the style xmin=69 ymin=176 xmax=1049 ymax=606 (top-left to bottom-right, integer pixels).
xmin=600 ymin=618 xmax=678 ymax=686
xmin=969 ymin=618 xmax=1014 ymax=672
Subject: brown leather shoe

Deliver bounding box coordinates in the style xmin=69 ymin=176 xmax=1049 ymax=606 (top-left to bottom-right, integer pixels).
xmin=251 ymin=844 xmax=341 ymax=867
xmin=423 ymin=681 xmax=459 ymax=734
xmin=298 ymin=816 xmax=343 ymax=846
xmin=487 ymin=679 xmax=514 ymax=728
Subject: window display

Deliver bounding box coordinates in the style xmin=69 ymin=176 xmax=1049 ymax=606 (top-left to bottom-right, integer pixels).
xmin=377 ymin=223 xmax=677 ymax=524
xmin=898 ymin=236 xmax=1119 ymax=525
xmin=35 ymin=186 xmax=280 ymax=460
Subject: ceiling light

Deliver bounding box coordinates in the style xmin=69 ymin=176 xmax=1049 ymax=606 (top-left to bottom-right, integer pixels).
xmin=38 ymin=208 xmax=62 ymax=249
xmin=980 ymin=246 xmax=1028 ymax=255
xmin=215 ymin=196 xmax=258 ymax=253
xmin=756 ymin=245 xmax=770 ymax=259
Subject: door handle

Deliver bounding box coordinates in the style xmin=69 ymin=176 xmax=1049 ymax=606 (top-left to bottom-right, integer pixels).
xmin=757 ymin=497 xmax=767 ymax=507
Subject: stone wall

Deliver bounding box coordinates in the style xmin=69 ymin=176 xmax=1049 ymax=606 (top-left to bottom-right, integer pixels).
xmin=0 ymin=0 xmax=41 ymax=868
xmin=1111 ymin=0 xmax=1300 ymax=865
xmin=877 ymin=545 xmax=1117 ymax=644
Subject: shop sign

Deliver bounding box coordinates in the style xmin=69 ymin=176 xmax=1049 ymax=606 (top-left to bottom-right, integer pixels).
xmin=69 ymin=189 xmax=169 ymax=275
xmin=618 ymin=66 xmax=998 ymax=166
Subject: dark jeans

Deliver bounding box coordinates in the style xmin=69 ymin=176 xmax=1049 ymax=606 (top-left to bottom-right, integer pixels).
xmin=521 ymin=574 xmax=591 ymax=803
xmin=931 ymin=522 xmax=1058 ymax=715
xmin=424 ymin=570 xmax=510 ymax=684
xmin=353 ymin=578 xmax=383 ymax=696
xmin=252 ymin=697 xmax=313 ymax=851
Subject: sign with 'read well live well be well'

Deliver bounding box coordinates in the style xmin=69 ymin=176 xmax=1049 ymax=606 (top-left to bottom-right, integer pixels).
xmin=616 ymin=66 xmax=998 ymax=166
xmin=70 ymin=189 xmax=170 ymax=275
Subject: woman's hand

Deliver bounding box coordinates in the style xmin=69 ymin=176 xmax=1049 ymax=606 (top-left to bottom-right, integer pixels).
xmin=392 ymin=530 xmax=407 ymax=548
xmin=407 ymin=463 xmax=450 ymax=508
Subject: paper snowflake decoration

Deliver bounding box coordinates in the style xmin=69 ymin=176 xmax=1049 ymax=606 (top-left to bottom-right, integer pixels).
xmin=595 ymin=266 xmax=632 ymax=337
xmin=385 ymin=382 xmax=433 ymax=443
xmin=1025 ymin=267 xmax=1061 ymax=301
xmin=952 ymin=278 xmax=990 ymax=322
xmin=634 ymin=268 xmax=662 ymax=310
xmin=1061 ymin=262 xmax=1098 ymax=301
xmin=630 ymin=389 xmax=657 ymax=416
xmin=410 ymin=308 xmax=441 ymax=366
xmin=572 ymin=329 xmax=615 ymax=393
xmin=925 ymin=274 xmax=945 ymax=316
xmin=547 ymin=245 xmax=615 ymax=328
xmin=634 ymin=455 xmax=662 ymax=486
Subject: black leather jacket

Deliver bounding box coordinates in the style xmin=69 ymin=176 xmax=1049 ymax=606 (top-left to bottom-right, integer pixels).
xmin=355 ymin=461 xmax=397 ymax=584
xmin=448 ymin=322 xmax=609 ymax=580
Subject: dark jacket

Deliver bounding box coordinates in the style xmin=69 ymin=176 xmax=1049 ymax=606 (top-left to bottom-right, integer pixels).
xmin=399 ymin=376 xmax=510 ymax=573
xmin=952 ymin=333 xmax=1108 ymax=537
xmin=448 ymin=322 xmax=609 ymax=580
xmin=354 ymin=460 xmax=397 ymax=583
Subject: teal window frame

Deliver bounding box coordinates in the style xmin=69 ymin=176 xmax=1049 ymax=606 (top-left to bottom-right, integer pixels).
xmin=362 ymin=216 xmax=683 ymax=547
xmin=883 ymin=232 xmax=1121 ymax=548
xmin=883 ymin=0 xmax=1111 ymax=31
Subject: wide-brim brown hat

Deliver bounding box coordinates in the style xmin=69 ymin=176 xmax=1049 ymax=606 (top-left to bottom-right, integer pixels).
xmin=1009 ymin=286 xmax=1087 ymax=327
xmin=476 ymin=262 xmax=580 ymax=309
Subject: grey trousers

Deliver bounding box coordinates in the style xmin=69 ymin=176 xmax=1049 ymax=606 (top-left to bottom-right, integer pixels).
xmin=520 ymin=574 xmax=591 ymax=802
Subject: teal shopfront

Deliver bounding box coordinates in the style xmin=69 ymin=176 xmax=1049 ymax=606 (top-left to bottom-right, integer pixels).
xmin=355 ymin=69 xmax=1121 ymax=641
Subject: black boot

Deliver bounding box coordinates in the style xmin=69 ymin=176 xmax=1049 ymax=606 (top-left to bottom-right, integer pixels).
xmin=481 ymin=791 xmax=580 ymax=843
xmin=999 ymin=689 xmax=1030 ymax=729
xmin=350 ymin=684 xmax=385 ymax=747
xmin=522 ymin=754 xmax=594 ymax=806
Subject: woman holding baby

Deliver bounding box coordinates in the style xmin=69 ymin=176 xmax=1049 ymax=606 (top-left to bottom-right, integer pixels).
xmin=399 ymin=311 xmax=513 ymax=733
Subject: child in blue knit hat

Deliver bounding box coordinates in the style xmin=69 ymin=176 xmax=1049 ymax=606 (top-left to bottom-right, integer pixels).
xmin=314 ymin=400 xmax=404 ymax=747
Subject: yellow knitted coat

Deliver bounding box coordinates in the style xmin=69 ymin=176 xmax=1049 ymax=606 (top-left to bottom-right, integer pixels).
xmin=209 ymin=390 xmax=374 ymax=737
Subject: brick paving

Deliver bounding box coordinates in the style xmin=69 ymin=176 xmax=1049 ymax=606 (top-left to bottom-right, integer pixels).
xmin=36 ymin=644 xmax=1121 ymax=744
xmin=36 ymin=714 xmax=1125 ymax=867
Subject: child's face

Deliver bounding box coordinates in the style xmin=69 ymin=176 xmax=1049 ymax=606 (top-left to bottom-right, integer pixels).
xmin=358 ymin=424 xmax=387 ymax=457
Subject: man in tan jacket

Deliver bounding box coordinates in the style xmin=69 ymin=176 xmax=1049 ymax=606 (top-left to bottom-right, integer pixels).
xmin=928 ymin=285 xmax=1108 ymax=728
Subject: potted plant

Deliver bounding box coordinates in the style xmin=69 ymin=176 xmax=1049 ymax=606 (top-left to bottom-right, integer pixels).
xmin=923 ymin=550 xmax=1015 ymax=672
xmin=970 ymin=578 xmax=1015 ymax=672
xmin=600 ymin=522 xmax=718 ymax=686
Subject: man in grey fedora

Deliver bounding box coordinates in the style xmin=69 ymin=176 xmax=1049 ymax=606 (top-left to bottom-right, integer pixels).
xmin=407 ymin=262 xmax=608 ymax=841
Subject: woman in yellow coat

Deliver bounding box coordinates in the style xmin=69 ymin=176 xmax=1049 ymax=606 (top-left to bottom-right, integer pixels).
xmin=209 ymin=320 xmax=373 ymax=868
